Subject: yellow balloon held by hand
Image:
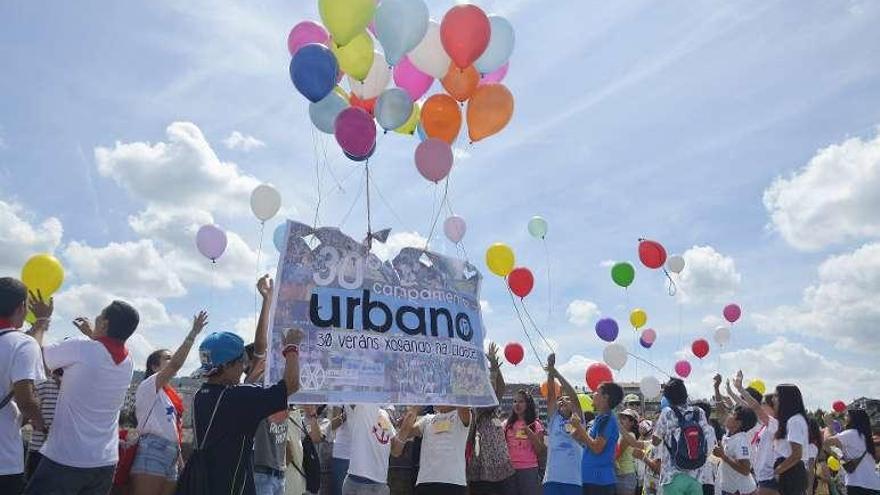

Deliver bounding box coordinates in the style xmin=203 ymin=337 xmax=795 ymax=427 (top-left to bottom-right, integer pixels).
xmin=827 ymin=456 xmax=840 ymax=472
xmin=319 ymin=0 xmax=376 ymax=47
xmin=486 ymin=243 xmax=515 ymax=277
xmin=630 ymin=308 xmax=647 ymax=329
xmin=21 ymin=253 xmax=65 ymax=296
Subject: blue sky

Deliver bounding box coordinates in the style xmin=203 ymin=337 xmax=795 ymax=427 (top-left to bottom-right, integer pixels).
xmin=2 ymin=0 xmax=879 ymax=406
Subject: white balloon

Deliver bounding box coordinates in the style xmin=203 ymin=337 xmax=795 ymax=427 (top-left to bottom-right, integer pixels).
xmin=474 ymin=16 xmax=515 ymax=75
xmin=603 ymin=343 xmax=628 ymax=371
xmin=250 ymin=184 xmax=281 ymax=222
xmin=349 ymin=51 xmax=391 ymax=100
xmin=443 ymin=215 xmax=467 ymax=243
xmin=640 ymin=375 xmax=661 ymax=399
xmin=666 ymin=254 xmax=685 ymax=274
xmin=408 ymin=20 xmax=450 ymax=79
xmin=714 ymin=326 xmax=731 ymax=346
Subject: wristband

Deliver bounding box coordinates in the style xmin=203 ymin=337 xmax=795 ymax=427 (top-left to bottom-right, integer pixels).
xmin=282 ymin=344 xmax=299 ymax=357
xmin=35 ymin=317 xmax=51 ymax=323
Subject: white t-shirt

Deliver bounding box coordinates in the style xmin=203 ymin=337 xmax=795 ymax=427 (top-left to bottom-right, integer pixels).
xmin=415 ymin=410 xmax=469 ymax=486
xmin=719 ymin=432 xmax=757 ymax=494
xmin=346 ymin=404 xmax=397 ymax=483
xmin=0 ymin=329 xmax=45 ymax=475
xmin=41 ymin=337 xmax=134 ymax=468
xmin=333 ymin=408 xmax=352 ymax=460
xmin=806 ymin=444 xmax=818 ymax=461
xmin=835 ymin=429 xmax=880 ymax=490
xmin=772 ymin=414 xmax=807 ymax=462
xmin=752 ymin=417 xmax=779 ymax=482
xmin=135 ymin=374 xmax=179 ymax=443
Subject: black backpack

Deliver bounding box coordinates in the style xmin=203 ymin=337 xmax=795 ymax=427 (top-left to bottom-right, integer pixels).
xmin=664 ymin=407 xmax=708 ymax=471
xmin=289 ymin=417 xmax=321 ymax=493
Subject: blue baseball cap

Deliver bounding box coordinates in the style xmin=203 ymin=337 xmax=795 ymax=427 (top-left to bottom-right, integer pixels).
xmin=199 ymin=332 xmax=245 ymax=371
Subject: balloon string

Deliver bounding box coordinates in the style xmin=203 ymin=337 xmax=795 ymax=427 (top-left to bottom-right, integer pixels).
xmin=423 ymin=178 xmax=449 ymax=252
xmin=517 ymin=292 xmax=555 ymax=353
xmin=444 ymin=192 xmax=470 ymax=262
xmin=365 ymin=160 xmax=373 ymax=247
xmin=626 ymin=352 xmax=671 ymax=379
xmin=665 ymin=268 xmax=677 ymax=296
xmin=337 ymin=167 xmax=366 ymax=229
xmin=311 ymin=125 xmax=323 ymax=229
xmin=507 ymin=287 xmax=544 ymax=367
xmin=254 ymin=222 xmax=265 ymax=329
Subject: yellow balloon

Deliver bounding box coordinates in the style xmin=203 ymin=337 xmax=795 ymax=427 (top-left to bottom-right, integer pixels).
xmin=630 ymin=308 xmax=647 ymax=329
xmin=331 ymin=31 xmax=374 ymax=82
xmin=394 ymin=103 xmax=421 ymax=135
xmin=827 ymin=456 xmax=840 ymax=471
xmin=748 ymin=379 xmax=766 ymax=395
xmin=21 ymin=253 xmax=64 ymax=296
xmin=485 ymin=243 xmax=515 ymax=277
xmin=319 ymin=0 xmax=376 ymax=47
xmin=577 ymin=393 xmax=594 ymax=412
xmin=333 ymin=85 xmax=350 ymax=101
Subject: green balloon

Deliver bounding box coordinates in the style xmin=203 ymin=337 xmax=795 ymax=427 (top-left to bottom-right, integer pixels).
xmin=528 ymin=216 xmax=548 ymax=239
xmin=611 ymin=262 xmax=635 ymax=288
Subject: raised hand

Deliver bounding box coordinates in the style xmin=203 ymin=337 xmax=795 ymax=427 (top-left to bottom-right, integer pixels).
xmin=486 ymin=342 xmax=501 ymax=369
xmin=713 ymin=373 xmax=722 ymax=389
xmin=734 ymin=370 xmax=744 ymax=389
xmin=28 ymin=290 xmax=54 ymax=320
xmin=257 ymin=275 xmax=274 ymax=301
xmin=73 ymin=317 xmax=93 ymax=338
xmin=284 ymin=327 xmax=304 ymax=347
xmin=191 ymin=311 xmax=209 ymax=335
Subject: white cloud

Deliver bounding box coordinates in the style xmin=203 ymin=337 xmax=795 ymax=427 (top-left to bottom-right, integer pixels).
xmin=95 ymin=121 xmax=261 ymax=216
xmin=480 ymin=300 xmax=493 ymax=315
xmin=754 ymin=242 xmax=880 ymax=353
xmin=223 ymin=131 xmax=265 ymax=152
xmin=371 ymin=231 xmax=428 ymax=262
xmin=0 ymin=200 xmax=64 ymax=276
xmin=63 ymin=240 xmax=186 ymax=298
xmin=763 ymin=129 xmax=880 ymax=250
xmin=677 ymin=245 xmax=741 ymax=304
xmin=566 ymin=299 xmax=601 ymax=326
xmin=702 ymin=314 xmax=725 ymax=329
xmin=599 ymin=260 xmax=616 ymax=268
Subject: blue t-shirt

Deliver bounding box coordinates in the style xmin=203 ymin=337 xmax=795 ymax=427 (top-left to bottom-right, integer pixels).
xmin=581 ymin=412 xmax=619 ymax=486
xmin=544 ymin=411 xmax=584 ymax=486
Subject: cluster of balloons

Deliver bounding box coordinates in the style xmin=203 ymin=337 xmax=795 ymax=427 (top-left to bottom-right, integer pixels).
xmin=20 ymin=254 xmax=65 ymax=323
xmin=288 ymin=0 xmax=516 ymax=179
xmin=612 ymin=239 xmax=688 ymax=289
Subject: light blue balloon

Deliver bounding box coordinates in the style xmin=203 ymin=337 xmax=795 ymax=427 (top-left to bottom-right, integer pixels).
xmin=375 ymin=0 xmax=429 ymax=66
xmin=309 ymin=91 xmax=349 ymax=134
xmin=528 ymin=216 xmax=548 ymax=239
xmin=273 ymin=222 xmax=288 ymax=252
xmin=416 ymin=122 xmax=427 ymax=142
xmin=474 ymin=16 xmax=515 ymax=75
xmin=375 ymin=88 xmax=413 ymax=131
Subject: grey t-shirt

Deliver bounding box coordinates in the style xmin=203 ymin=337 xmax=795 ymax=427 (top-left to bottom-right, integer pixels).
xmin=253 ymin=411 xmax=289 ymax=471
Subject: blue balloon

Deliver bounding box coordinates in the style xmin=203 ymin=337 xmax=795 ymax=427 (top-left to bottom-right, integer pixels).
xmin=345 ymin=142 xmax=376 ymax=162
xmin=475 ymin=16 xmax=515 ymax=75
xmin=309 ymin=91 xmax=349 ymax=134
xmin=375 ymin=0 xmax=429 ymax=66
xmin=273 ymin=223 xmax=287 ymax=252
xmin=416 ymin=122 xmax=427 ymax=142
xmin=290 ymin=44 xmax=338 ymax=103
xmin=375 ymin=88 xmax=413 ymax=131
xmin=595 ymin=318 xmax=619 ymax=342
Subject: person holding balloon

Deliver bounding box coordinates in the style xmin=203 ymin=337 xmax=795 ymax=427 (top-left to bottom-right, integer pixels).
xmin=577 ymin=380 xmax=624 ymax=495
xmin=731 ymin=373 xmax=780 ymax=495
xmin=503 ymin=387 xmax=546 ymax=495
xmin=821 ymin=408 xmax=880 ymax=495
xmin=543 ymin=353 xmax=585 ymax=495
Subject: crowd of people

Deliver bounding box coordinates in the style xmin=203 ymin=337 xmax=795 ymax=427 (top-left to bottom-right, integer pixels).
xmin=2 ymin=274 xmax=879 ymax=495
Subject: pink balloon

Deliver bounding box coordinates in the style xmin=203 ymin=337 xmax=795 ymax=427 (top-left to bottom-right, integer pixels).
xmin=443 ymin=215 xmax=467 ymax=243
xmin=415 ymin=138 xmax=453 ymax=182
xmin=723 ymin=303 xmax=742 ymax=323
xmin=394 ymin=56 xmax=434 ymax=102
xmin=641 ymin=328 xmax=657 ymax=345
xmin=288 ymin=21 xmax=329 ymax=56
xmin=674 ymin=360 xmax=691 ymax=378
xmin=196 ymin=224 xmax=227 ymax=261
xmin=479 ymin=62 xmax=509 ymax=85
xmin=334 ymin=108 xmax=377 ymax=159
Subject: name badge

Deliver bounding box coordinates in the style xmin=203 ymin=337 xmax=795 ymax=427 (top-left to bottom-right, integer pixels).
xmin=433 ymin=420 xmax=451 ymax=433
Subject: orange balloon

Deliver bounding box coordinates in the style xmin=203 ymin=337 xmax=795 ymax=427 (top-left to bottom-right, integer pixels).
xmin=441 ymin=63 xmax=479 ymax=103
xmin=540 ymin=379 xmax=561 ymax=398
xmin=350 ymin=94 xmax=376 ymax=116
xmin=421 ymin=94 xmax=461 ymax=144
xmin=467 ymin=83 xmax=514 ymax=142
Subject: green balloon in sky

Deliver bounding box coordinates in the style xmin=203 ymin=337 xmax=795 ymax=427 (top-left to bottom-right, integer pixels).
xmin=611 ymin=261 xmax=635 ymax=288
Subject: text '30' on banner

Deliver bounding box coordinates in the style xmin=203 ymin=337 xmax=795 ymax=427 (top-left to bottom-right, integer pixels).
xmin=266 ymin=220 xmax=498 ymax=407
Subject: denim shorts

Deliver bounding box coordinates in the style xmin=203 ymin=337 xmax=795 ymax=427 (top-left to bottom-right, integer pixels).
xmin=131 ymin=433 xmax=180 ymax=481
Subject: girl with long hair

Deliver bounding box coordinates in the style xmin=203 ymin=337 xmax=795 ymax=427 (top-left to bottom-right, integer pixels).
xmin=615 ymin=409 xmax=641 ymax=495
xmin=822 ymin=408 xmax=880 ymax=495
xmin=772 ymin=384 xmax=808 ymax=495
xmin=504 ymin=388 xmax=546 ymax=495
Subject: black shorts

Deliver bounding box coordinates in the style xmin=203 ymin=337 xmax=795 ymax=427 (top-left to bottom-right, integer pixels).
xmin=584 ymin=483 xmax=617 ymax=495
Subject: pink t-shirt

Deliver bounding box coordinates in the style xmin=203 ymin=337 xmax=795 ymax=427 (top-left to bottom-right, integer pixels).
xmin=504 ymin=419 xmax=545 ymax=469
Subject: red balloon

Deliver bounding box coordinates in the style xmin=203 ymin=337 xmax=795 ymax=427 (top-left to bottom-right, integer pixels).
xmin=507 ymin=267 xmax=534 ymax=298
xmin=692 ymin=338 xmax=710 ymax=359
xmin=350 ymin=94 xmax=376 ymax=116
xmin=638 ymin=239 xmax=667 ymax=269
xmin=440 ymin=5 xmax=491 ymax=69
xmin=832 ymin=400 xmax=847 ymax=413
xmin=585 ymin=363 xmax=614 ymax=392
xmin=504 ymin=342 xmax=524 ymax=366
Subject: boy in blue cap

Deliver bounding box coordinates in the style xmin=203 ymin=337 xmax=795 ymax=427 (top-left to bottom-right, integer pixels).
xmin=177 ymin=326 xmax=302 ymax=495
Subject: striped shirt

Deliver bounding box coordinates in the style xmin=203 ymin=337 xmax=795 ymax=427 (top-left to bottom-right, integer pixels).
xmin=29 ymin=379 xmax=60 ymax=451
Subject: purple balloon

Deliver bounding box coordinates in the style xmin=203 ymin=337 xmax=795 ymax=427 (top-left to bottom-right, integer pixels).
xmin=639 ymin=337 xmax=653 ymax=349
xmin=595 ymin=318 xmax=619 ymax=342
xmin=344 ymin=142 xmax=376 ymax=162
xmin=196 ymin=224 xmax=227 ymax=261
xmin=641 ymin=328 xmax=657 ymax=344
xmin=394 ymin=56 xmax=434 ymax=101
xmin=288 ymin=21 xmax=329 ymax=56
xmin=479 ymin=62 xmax=509 ymax=85
xmin=335 ymin=107 xmax=377 ymax=159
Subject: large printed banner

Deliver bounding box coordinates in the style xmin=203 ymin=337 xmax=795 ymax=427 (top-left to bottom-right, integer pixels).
xmin=267 ymin=221 xmax=498 ymax=407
